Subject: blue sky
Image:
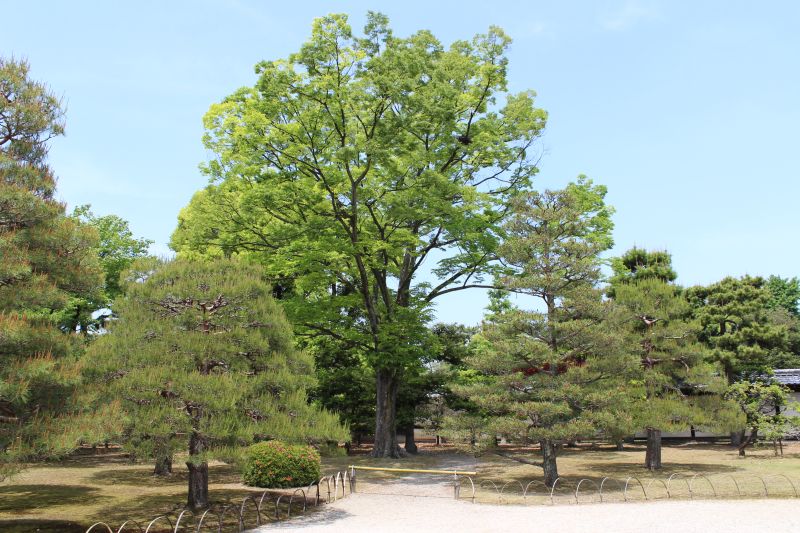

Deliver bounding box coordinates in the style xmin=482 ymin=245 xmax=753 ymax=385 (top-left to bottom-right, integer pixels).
xmin=3 ymin=1 xmax=798 ymax=324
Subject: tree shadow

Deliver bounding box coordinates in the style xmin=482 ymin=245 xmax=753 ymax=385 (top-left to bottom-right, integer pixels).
xmin=87 ymin=463 xmax=242 ymax=486
xmin=0 ymin=519 xmax=85 ymax=532
xmin=89 ymin=487 xmax=271 ymax=528
xmin=0 ymin=484 xmax=107 ymax=513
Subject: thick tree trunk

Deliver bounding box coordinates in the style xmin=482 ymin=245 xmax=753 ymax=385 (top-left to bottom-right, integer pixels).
xmin=644 ymin=428 xmax=662 ymax=470
xmin=154 ymin=455 xmax=172 ymax=476
xmin=187 ymin=433 xmax=209 ymax=510
xmin=404 ymin=424 xmax=418 ymax=454
xmin=540 ymin=439 xmax=558 ymax=487
xmin=615 ymin=440 xmax=625 ymax=451
xmin=372 ymin=369 xmax=403 ymax=458
xmin=730 ymin=430 xmax=745 ymax=447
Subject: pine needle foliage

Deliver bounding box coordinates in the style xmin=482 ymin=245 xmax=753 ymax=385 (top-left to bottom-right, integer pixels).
xmin=77 ymin=258 xmax=346 ymax=508
xmin=450 ymin=179 xmax=636 ymax=486
xmin=0 ymin=57 xmax=102 ymax=478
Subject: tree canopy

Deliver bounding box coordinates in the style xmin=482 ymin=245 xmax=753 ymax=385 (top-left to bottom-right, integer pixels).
xmin=76 ymin=258 xmax=346 ymax=508
xmin=449 ymin=179 xmax=634 ymax=485
xmin=170 ymin=12 xmax=547 ymax=456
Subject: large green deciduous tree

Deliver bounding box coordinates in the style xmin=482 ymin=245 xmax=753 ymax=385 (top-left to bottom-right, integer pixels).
xmin=450 ymin=179 xmax=634 ymax=486
xmin=170 ymin=13 xmax=547 ymax=456
xmin=77 ymin=258 xmax=346 ymax=509
xmin=0 ymin=57 xmax=103 ymax=477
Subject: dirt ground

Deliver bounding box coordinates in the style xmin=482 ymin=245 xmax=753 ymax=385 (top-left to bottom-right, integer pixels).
xmin=265 ymin=494 xmax=800 ymax=533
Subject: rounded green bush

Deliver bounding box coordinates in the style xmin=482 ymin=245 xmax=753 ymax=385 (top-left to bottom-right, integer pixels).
xmin=242 ymin=440 xmax=321 ymax=488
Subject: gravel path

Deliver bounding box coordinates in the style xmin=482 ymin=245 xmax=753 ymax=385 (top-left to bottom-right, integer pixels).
xmin=261 ymin=495 xmax=800 ymax=532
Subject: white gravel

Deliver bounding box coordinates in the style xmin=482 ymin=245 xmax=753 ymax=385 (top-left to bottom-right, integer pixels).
xmin=261 ymin=494 xmax=800 ymax=533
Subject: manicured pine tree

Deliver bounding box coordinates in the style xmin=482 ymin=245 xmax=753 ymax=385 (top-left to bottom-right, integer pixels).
xmin=611 ymin=264 xmax=727 ymax=469
xmin=0 ymin=58 xmax=103 ymax=478
xmin=76 ymin=258 xmax=346 ymax=509
xmin=451 ymin=178 xmax=636 ymax=486
xmin=687 ymin=276 xmax=789 ymax=383
xmin=687 ymin=276 xmax=792 ymax=448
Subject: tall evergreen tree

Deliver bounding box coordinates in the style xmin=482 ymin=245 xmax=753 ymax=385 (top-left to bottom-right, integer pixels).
xmin=611 ymin=274 xmax=726 ymax=469
xmin=76 ymin=258 xmax=346 ymax=509
xmin=0 ymin=57 xmax=103 ymax=478
xmin=170 ymin=13 xmax=547 ymax=456
xmin=450 ymin=179 xmax=635 ymax=486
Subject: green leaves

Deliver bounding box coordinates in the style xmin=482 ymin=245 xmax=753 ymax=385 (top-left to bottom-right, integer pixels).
xmin=75 ymin=258 xmax=346 ymax=467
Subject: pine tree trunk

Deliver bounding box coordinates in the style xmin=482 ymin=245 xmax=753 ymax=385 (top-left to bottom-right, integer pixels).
xmin=154 ymin=454 xmax=172 ymax=476
xmin=540 ymin=439 xmax=559 ymax=487
xmin=616 ymin=440 xmax=625 ymax=451
xmin=404 ymin=424 xmax=418 ymax=454
xmin=372 ymin=369 xmax=402 ymax=457
xmin=690 ymin=426 xmax=697 ymax=441
xmin=644 ymin=428 xmax=662 ymax=470
xmin=730 ymin=430 xmax=745 ymax=447
xmin=187 ymin=432 xmax=209 ymax=510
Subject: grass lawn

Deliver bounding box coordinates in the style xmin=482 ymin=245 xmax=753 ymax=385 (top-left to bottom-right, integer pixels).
xmin=1 ymin=441 xmax=799 ymax=530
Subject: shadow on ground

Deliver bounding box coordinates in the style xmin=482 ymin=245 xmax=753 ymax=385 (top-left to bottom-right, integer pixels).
xmin=0 ymin=484 xmax=107 ymax=513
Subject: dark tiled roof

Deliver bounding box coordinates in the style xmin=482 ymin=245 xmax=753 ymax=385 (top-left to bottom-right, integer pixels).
xmin=774 ymin=369 xmax=800 ymax=386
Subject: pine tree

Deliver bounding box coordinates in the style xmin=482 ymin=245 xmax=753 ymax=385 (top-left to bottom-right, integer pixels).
xmin=451 ymin=179 xmax=635 ymax=486
xmin=611 ymin=272 xmax=727 ymax=469
xmin=0 ymin=57 xmax=103 ymax=478
xmin=687 ymin=276 xmax=789 ymax=381
xmin=76 ymin=258 xmax=346 ymax=509
xmin=687 ymin=276 xmax=793 ymax=447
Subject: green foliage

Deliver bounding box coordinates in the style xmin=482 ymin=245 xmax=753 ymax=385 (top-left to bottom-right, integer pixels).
xmin=71 ymin=258 xmax=345 ymax=502
xmin=607 ymin=247 xmax=678 ymax=298
xmin=0 ymin=57 xmax=103 ymax=478
xmin=73 ymin=205 xmax=152 ymax=301
xmin=725 ymin=380 xmax=798 ymax=449
xmin=450 ymin=180 xmax=635 ymax=474
xmin=170 ymin=12 xmax=547 ymax=453
xmin=687 ymin=276 xmax=790 ymax=382
xmin=242 ymin=440 xmax=321 ymax=488
xmin=55 ymin=206 xmax=153 ymax=334
xmin=608 ymin=250 xmax=737 ymax=445
xmin=766 ymin=275 xmax=800 ymax=317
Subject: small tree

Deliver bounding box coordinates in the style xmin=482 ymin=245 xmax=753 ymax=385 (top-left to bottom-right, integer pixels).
xmin=725 ymin=380 xmax=798 ymax=456
xmin=78 ymin=258 xmax=346 ymax=509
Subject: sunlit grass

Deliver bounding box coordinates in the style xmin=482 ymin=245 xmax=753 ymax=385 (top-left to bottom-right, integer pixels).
xmin=1 ymin=440 xmax=799 ymax=530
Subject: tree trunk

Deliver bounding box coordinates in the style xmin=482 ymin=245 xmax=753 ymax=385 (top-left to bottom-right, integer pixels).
xmin=738 ymin=428 xmax=758 ymax=457
xmin=404 ymin=424 xmax=418 ymax=454
xmin=154 ymin=454 xmax=172 ymax=476
xmin=730 ymin=429 xmax=745 ymax=447
xmin=644 ymin=428 xmax=662 ymax=470
xmin=187 ymin=432 xmax=209 ymax=510
xmin=615 ymin=440 xmax=625 ymax=451
xmin=690 ymin=426 xmax=696 ymax=441
xmin=541 ymin=439 xmax=558 ymax=487
xmin=372 ymin=368 xmax=402 ymax=458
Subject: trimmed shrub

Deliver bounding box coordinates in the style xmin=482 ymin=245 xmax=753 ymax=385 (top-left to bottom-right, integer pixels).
xmin=242 ymin=441 xmax=321 ymax=488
